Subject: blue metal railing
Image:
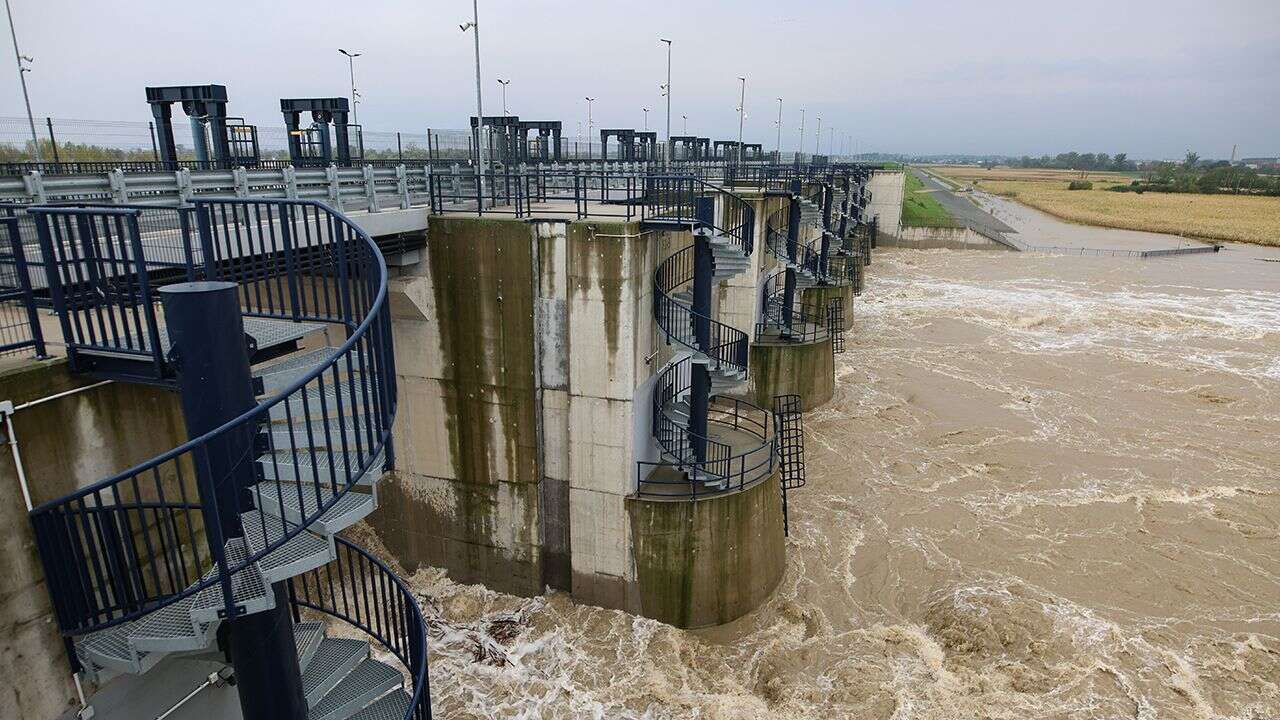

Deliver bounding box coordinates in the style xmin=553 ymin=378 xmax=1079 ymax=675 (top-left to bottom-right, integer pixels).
xmin=0 ymin=208 xmax=47 ymax=357
xmin=26 ymin=198 xmax=399 ymax=631
xmin=289 ymin=537 xmax=430 ymax=719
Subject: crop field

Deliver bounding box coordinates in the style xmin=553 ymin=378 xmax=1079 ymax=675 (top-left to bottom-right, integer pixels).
xmin=927 ymin=167 xmax=1280 ymax=246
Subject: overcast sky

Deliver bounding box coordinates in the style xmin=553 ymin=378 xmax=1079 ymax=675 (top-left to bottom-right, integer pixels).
xmin=2 ymin=0 xmax=1277 ymax=159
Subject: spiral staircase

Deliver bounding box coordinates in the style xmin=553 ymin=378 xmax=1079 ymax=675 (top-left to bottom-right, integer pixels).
xmin=25 ymin=199 xmax=430 ymax=719
xmin=644 ymin=177 xmax=777 ymax=494
xmin=756 ymin=170 xmax=872 ymax=345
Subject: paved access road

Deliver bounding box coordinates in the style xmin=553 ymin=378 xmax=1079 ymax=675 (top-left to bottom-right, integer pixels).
xmin=910 ymin=167 xmax=1016 ymax=235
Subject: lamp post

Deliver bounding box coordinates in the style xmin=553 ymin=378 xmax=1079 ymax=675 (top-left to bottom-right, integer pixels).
xmin=774 ymin=97 xmax=783 ymax=163
xmin=798 ymin=109 xmax=805 ymax=163
xmin=681 ymin=114 xmax=687 ymax=134
xmin=660 ymin=38 xmax=672 ymax=164
xmin=736 ymin=76 xmax=746 ymax=165
xmin=642 ymin=107 xmax=649 ymax=131
xmin=5 ymin=0 xmax=41 ymax=163
xmin=585 ymin=96 xmax=595 ymax=158
xmin=337 ymin=48 xmax=362 ymax=127
xmin=814 ymin=115 xmax=822 ymax=156
xmin=496 ymin=78 xmax=510 ymax=116
xmin=459 ymin=0 xmax=486 ymax=193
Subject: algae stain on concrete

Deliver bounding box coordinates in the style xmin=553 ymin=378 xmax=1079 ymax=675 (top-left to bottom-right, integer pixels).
xmin=568 ymin=222 xmax=635 ymax=371
xmin=425 ymin=217 xmax=540 ymax=552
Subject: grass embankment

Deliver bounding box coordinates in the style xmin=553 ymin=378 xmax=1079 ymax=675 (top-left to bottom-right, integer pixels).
xmin=929 ymin=167 xmax=1280 ymax=246
xmin=901 ymin=172 xmax=958 ymax=228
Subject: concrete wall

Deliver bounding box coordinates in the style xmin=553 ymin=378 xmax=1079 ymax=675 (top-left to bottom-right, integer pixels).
xmin=868 ymin=170 xmax=905 ymax=239
xmin=376 ymin=217 xmax=662 ymax=607
xmin=627 ymin=470 xmax=785 ymax=628
xmin=749 ymin=339 xmax=835 ymax=411
xmin=802 ymin=284 xmax=856 ymax=332
xmin=0 ymin=360 xmax=186 ymax=719
xmin=884 ymin=225 xmax=1015 ymax=251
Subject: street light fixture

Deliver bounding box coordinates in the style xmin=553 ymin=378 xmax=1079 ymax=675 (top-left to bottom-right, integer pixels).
xmin=798 ymin=109 xmax=805 ymax=162
xmin=5 ymin=0 xmax=41 ymax=163
xmin=774 ymin=98 xmax=783 ymax=163
xmin=459 ymin=1 xmax=486 ymax=191
xmin=736 ymin=76 xmax=746 ymax=165
xmin=496 ymin=78 xmax=510 ymax=117
xmin=337 ymin=48 xmax=362 ymax=126
xmin=642 ymin=107 xmax=649 ymax=131
xmin=814 ymin=115 xmax=822 ymax=156
xmin=660 ymin=38 xmax=672 ymax=164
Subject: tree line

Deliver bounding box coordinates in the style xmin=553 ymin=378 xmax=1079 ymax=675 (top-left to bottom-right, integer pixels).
xmin=1010 ymin=152 xmax=1136 ymax=172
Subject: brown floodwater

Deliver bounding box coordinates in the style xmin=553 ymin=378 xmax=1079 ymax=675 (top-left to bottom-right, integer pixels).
xmin=406 ymin=231 xmax=1280 ymax=719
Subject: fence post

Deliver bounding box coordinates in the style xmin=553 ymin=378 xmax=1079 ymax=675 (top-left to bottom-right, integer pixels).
xmin=108 ymin=169 xmax=128 ymax=204
xmin=282 ymin=166 xmax=298 ymax=200
xmin=45 ymin=118 xmax=60 ymax=166
xmin=22 ymin=170 xmax=46 ymax=204
xmin=175 ymin=168 xmax=193 ymax=204
xmin=363 ymin=164 xmax=379 ymax=213
xmin=233 ymin=166 xmax=249 ymax=198
xmin=396 ymin=164 xmax=409 ymax=209
xmin=326 ymin=164 xmax=341 ymax=207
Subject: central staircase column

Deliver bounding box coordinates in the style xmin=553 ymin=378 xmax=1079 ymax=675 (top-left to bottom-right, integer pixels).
xmin=689 ymin=196 xmax=716 ymax=465
xmin=782 ymin=180 xmax=801 ymax=336
xmin=160 ymin=281 xmax=308 ymax=720
xmin=818 ymin=178 xmax=834 ymax=281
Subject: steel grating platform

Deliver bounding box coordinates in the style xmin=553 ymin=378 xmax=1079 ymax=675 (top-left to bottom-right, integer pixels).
xmin=310 ymin=657 xmax=403 ymax=720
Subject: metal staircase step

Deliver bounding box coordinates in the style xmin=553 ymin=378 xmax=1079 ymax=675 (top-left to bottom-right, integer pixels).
xmin=258 ymin=450 xmax=384 ymax=487
xmin=346 ymin=691 xmax=412 ymax=720
xmin=190 ymin=537 xmax=275 ymax=624
xmin=295 ymin=621 xmax=326 ymax=673
xmin=240 ymin=510 xmax=335 ymax=583
xmin=302 ymin=638 xmax=370 ymax=708
xmin=264 ymin=417 xmax=372 ymax=453
xmin=78 ymin=620 xmax=156 ymax=675
xmin=309 ymin=657 xmax=402 ymax=720
xmin=255 ymin=348 xmax=339 ymax=394
xmin=252 ymin=481 xmax=376 ymax=535
xmin=128 ymin=592 xmax=214 ymax=653
xmin=269 ymin=377 xmax=378 ymax=422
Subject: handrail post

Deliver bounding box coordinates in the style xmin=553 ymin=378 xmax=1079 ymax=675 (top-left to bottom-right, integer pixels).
xmin=3 ymin=216 xmax=47 ymax=357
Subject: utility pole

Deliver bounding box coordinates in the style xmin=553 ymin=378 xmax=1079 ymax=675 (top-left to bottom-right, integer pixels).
xmin=736 ymin=76 xmax=746 ymax=165
xmin=660 ymin=38 xmax=672 ymax=164
xmin=815 ymin=115 xmax=822 ymax=156
xmin=460 ymin=1 xmax=486 ymax=193
xmin=496 ymin=78 xmax=510 ymax=116
xmin=5 ymin=0 xmax=41 ymax=163
xmin=642 ymin=107 xmax=649 ymax=131
xmin=681 ymin=114 xmax=687 ymax=134
xmin=775 ymin=97 xmax=783 ymax=163
xmin=585 ymin=96 xmax=595 ymax=158
xmin=798 ymin=109 xmax=805 ymax=162
xmin=337 ymin=49 xmax=362 ymax=126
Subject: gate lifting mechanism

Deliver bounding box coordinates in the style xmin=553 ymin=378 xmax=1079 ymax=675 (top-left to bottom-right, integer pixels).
xmin=146 ymin=84 xmax=261 ymax=170
xmin=281 ymin=97 xmax=363 ymax=167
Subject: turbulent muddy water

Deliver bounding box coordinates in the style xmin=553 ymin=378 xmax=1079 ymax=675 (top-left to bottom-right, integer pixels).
xmin=407 ymin=239 xmax=1280 ymax=719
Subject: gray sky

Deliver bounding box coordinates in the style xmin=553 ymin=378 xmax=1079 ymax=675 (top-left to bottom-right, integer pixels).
xmin=3 ymin=0 xmax=1277 ymax=159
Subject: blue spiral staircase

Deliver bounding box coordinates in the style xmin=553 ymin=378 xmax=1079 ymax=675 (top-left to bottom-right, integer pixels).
xmin=24 ymin=199 xmax=430 ymax=719
xmin=642 ymin=177 xmax=778 ymax=495
xmin=756 ymin=170 xmax=872 ymax=345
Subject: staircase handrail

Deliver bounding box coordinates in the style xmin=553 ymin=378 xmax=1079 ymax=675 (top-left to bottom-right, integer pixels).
xmin=28 ymin=198 xmax=397 ymax=640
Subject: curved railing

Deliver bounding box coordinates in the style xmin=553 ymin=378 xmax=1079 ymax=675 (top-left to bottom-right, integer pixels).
xmin=28 ymin=198 xmax=397 ymax=641
xmin=648 ymin=176 xmax=753 ymax=374
xmin=288 ymin=537 xmax=430 ymax=719
xmin=755 ymin=269 xmax=831 ymax=343
xmin=645 ymin=176 xmax=779 ymax=492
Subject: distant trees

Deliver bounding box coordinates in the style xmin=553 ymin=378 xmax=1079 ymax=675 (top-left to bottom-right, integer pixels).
xmin=1013 ymin=152 xmax=1137 ymax=172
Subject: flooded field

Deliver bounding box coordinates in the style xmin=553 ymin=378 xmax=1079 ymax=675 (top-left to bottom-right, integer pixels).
xmin=411 ymin=239 xmax=1280 ymax=719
